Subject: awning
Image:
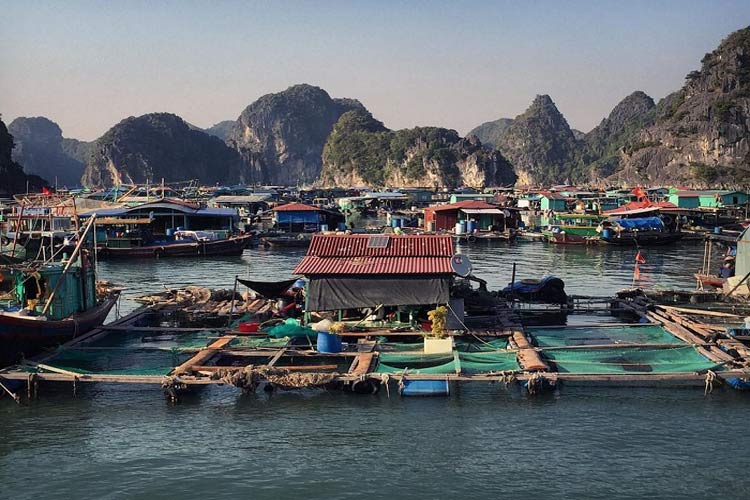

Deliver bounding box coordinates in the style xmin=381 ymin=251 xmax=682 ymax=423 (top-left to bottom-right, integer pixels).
xmin=459 ymin=208 xmax=503 ymax=215
xmin=237 ymin=277 xmax=299 ymax=299
xmin=306 ymin=276 xmax=450 ymax=311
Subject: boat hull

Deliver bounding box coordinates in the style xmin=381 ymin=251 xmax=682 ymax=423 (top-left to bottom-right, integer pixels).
xmin=0 ymin=294 xmax=119 ymax=367
xmin=600 ymin=232 xmax=684 ymax=246
xmin=262 ymin=237 xmax=312 ymax=248
xmin=98 ymin=235 xmax=251 ymax=259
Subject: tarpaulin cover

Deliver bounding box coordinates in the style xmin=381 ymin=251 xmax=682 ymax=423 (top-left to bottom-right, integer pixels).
xmin=237 ymin=277 xmax=298 ymax=299
xmin=307 ymin=276 xmax=450 ymax=311
xmin=502 ymin=276 xmax=567 ymax=304
xmin=613 ymin=217 xmax=664 ymax=230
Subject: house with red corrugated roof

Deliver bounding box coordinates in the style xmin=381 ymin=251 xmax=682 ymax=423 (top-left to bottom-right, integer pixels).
xmin=423 ymin=200 xmax=507 ymax=232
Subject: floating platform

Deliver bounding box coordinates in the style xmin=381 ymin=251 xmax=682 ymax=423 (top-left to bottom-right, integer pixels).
xmin=2 ymin=288 xmax=750 ymax=403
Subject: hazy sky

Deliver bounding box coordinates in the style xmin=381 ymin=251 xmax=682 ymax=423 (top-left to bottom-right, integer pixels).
xmin=2 ymin=1 xmax=749 ymax=141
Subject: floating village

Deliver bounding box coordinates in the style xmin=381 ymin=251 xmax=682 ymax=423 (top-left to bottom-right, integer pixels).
xmin=1 ymin=183 xmax=749 ymax=402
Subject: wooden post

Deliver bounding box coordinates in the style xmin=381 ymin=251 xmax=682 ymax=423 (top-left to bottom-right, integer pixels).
xmin=40 ymin=215 xmax=96 ymax=316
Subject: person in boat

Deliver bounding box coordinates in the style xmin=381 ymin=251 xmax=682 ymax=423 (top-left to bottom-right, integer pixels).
xmin=718 ymin=257 xmax=736 ymax=279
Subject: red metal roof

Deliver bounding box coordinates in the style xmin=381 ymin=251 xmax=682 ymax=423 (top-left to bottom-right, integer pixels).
xmin=427 ymin=200 xmax=499 ymax=212
xmin=294 ymin=234 xmax=454 ymax=275
xmin=273 ymin=202 xmax=321 ymax=212
xmin=604 ymin=201 xmax=678 ymax=215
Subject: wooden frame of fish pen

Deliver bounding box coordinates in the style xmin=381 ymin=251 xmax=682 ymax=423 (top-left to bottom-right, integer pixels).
xmin=2 ymin=294 xmax=750 ymax=402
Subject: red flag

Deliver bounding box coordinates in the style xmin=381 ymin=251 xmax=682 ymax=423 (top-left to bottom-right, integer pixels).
xmin=41 ymin=186 xmax=52 ymax=195
xmin=635 ymin=250 xmax=646 ymax=264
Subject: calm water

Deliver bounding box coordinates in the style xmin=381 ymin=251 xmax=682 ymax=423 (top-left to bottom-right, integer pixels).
xmin=2 ymin=240 xmax=749 ymax=500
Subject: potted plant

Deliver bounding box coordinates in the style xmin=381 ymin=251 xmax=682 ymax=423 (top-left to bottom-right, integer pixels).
xmin=423 ymin=306 xmax=453 ymax=354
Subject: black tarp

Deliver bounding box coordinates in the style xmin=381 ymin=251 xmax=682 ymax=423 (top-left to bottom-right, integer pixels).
xmin=237 ymin=277 xmax=299 ymax=299
xmin=306 ymin=275 xmax=450 ymax=311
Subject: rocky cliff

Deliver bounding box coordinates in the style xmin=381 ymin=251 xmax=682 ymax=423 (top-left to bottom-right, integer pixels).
xmin=8 ymin=116 xmax=90 ymax=187
xmin=0 ymin=118 xmax=47 ymax=195
xmin=611 ymin=26 xmax=750 ymax=187
xmin=205 ymin=120 xmax=236 ymax=142
xmin=82 ymin=113 xmax=243 ymax=187
xmin=226 ymin=84 xmax=365 ymax=185
xmin=320 ymin=110 xmax=516 ymax=188
xmin=579 ymin=91 xmax=655 ymax=181
xmin=490 ymin=95 xmax=580 ymax=186
xmin=468 ymin=118 xmax=514 ymax=149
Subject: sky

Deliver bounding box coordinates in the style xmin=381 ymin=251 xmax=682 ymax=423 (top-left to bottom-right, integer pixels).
xmin=1 ymin=0 xmax=749 ymax=141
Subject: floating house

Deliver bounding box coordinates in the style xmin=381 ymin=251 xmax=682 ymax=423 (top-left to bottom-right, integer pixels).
xmin=294 ymin=234 xmax=456 ymax=316
xmin=539 ymin=192 xmax=568 ymax=212
xmin=80 ymin=199 xmax=238 ymax=234
xmin=423 ymin=200 xmax=507 ymax=232
xmin=272 ymin=202 xmax=344 ymax=233
xmin=210 ymin=194 xmax=272 ymax=216
xmin=448 ymin=193 xmax=496 ymax=204
xmin=668 ymin=190 xmax=750 ymax=209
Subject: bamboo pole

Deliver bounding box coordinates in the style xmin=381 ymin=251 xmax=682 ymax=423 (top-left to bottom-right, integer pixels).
xmin=40 ymin=215 xmax=97 ymax=316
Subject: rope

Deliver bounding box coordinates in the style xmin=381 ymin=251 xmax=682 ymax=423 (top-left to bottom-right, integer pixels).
xmin=378 ymin=373 xmax=391 ymax=398
xmin=704 ymin=370 xmax=717 ymax=395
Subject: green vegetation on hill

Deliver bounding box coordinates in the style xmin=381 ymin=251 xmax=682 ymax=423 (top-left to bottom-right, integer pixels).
xmin=321 ymin=110 xmax=515 ymax=188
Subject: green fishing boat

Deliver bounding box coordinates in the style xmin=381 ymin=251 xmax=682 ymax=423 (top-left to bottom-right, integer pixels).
xmin=542 ymin=213 xmax=605 ymax=245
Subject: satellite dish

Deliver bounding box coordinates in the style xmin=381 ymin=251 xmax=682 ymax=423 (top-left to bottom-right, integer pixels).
xmin=451 ymin=254 xmax=473 ymax=277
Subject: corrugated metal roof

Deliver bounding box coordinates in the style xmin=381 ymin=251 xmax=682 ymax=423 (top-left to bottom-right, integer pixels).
xmin=305 ymin=234 xmax=454 ymax=257
xmin=273 ymin=202 xmax=321 ymax=212
xmin=294 ymin=234 xmax=454 ymax=275
xmin=427 ymin=200 xmax=499 ymax=212
xmin=294 ymin=256 xmax=453 ymax=275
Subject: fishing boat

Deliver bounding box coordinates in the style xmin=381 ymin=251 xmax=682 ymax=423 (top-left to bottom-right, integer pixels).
xmin=694 ymin=274 xmax=726 ymax=289
xmin=542 ymin=214 xmax=605 ymax=245
xmin=262 ymin=233 xmax=313 ymax=248
xmin=81 ymin=199 xmax=253 ymax=259
xmin=600 ymin=207 xmax=683 ymax=246
xmin=0 ymin=221 xmax=120 ymax=367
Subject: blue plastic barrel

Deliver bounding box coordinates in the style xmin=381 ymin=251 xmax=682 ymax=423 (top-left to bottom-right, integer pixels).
xmin=459 ymin=221 xmax=467 ymax=234
xmin=602 ymin=228 xmax=612 ymax=239
xmin=714 ymin=226 xmax=723 ymax=234
xmin=337 ymin=222 xmax=346 ymax=231
xmin=401 ymin=379 xmax=450 ymax=396
xmin=467 ymin=219 xmax=477 ymax=233
xmin=317 ymin=332 xmax=342 ymax=353
xmin=391 ymin=218 xmax=401 ymax=228
xmin=166 ymin=228 xmax=175 ymax=237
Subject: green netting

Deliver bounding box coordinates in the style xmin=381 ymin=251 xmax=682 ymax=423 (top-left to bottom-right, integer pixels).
xmin=375 ymin=353 xmax=456 ymax=374
xmin=375 ymin=351 xmax=520 ymax=374
xmin=265 ymin=318 xmax=316 ymax=338
xmin=528 ymin=325 xmax=684 ymax=348
xmin=542 ymin=346 xmax=721 ymax=374
xmin=456 ymin=338 xmax=509 ymax=351
xmin=40 ymin=347 xmax=192 ymax=376
xmin=459 ymin=351 xmax=520 ymax=373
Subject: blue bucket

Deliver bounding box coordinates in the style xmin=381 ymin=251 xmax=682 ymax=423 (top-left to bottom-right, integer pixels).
xmin=317 ymin=332 xmax=342 ymax=353
xmin=602 ymin=228 xmax=612 ymax=239
xmin=320 ymin=224 xmax=329 ymax=232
